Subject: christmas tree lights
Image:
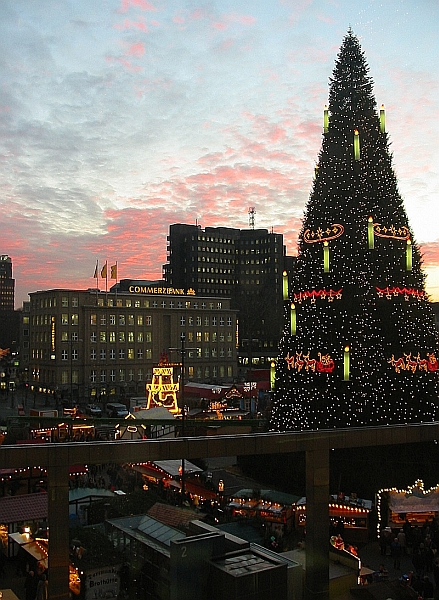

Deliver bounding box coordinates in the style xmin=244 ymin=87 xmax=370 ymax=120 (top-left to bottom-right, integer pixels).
xmin=270 ymin=30 xmax=439 ymax=431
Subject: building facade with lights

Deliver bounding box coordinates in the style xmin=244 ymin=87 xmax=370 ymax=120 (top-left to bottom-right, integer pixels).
xmin=163 ymin=224 xmax=295 ymax=372
xmin=27 ymin=285 xmax=238 ymax=404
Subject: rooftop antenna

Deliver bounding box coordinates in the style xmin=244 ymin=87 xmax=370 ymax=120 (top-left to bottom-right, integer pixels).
xmin=248 ymin=206 xmax=256 ymax=230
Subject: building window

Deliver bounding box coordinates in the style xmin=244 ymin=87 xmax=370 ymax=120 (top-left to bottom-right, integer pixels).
xmin=137 ymin=348 xmax=143 ymax=359
xmin=126 ymin=299 xmax=132 ymax=307
xmin=110 ymin=349 xmax=116 ymax=360
xmin=137 ymin=369 xmax=143 ymax=381
xmin=62 ymin=331 xmax=69 ymax=342
xmin=137 ymin=315 xmax=143 ymax=326
xmin=204 ymin=332 xmax=209 ymax=342
xmin=128 ymin=331 xmax=134 ymax=343
xmin=145 ymin=332 xmax=152 ymax=343
xmin=227 ymin=317 xmax=232 ymax=326
xmin=110 ymin=369 xmax=116 ymax=382
xmin=109 ymin=331 xmax=116 ymax=343
xmin=119 ymin=369 xmax=125 ymax=382
xmin=227 ymin=347 xmax=233 ymax=357
xmin=227 ymin=366 xmax=233 ymax=377
xmin=128 ymin=314 xmax=135 ymax=326
xmin=188 ymin=316 xmax=194 ymax=326
xmin=71 ymin=314 xmax=79 ymax=326
xmin=212 ymin=317 xmax=217 ymax=326
xmin=100 ymin=349 xmax=106 ymax=360
xmin=61 ymin=350 xmax=68 ymax=361
xmin=128 ymin=348 xmax=134 ymax=360
xmin=196 ymin=316 xmax=202 ymax=326
xmin=100 ymin=332 xmax=107 ymax=343
xmin=62 ymin=314 xmax=69 ymax=325
xmin=196 ymin=332 xmax=202 ymax=342
xmin=211 ymin=348 xmax=217 ymax=357
xmin=135 ymin=300 xmax=140 ymax=308
xmin=204 ymin=366 xmax=209 ymax=378
xmin=146 ymin=316 xmax=152 ymax=326
xmin=219 ymin=366 xmax=225 ymax=378
xmin=219 ymin=317 xmax=224 ymax=326
xmin=119 ymin=349 xmax=125 ymax=360
xmin=62 ymin=296 xmax=69 ymax=307
xmin=110 ymin=314 xmax=116 ymax=325
xmin=90 ymin=370 xmax=97 ymax=383
xmin=119 ymin=332 xmax=125 ymax=342
xmin=146 ymin=349 xmax=152 ymax=359
xmin=188 ymin=366 xmax=194 ymax=377
xmin=180 ymin=316 xmax=185 ymax=326
xmin=100 ymin=315 xmax=106 ymax=326
xmin=204 ymin=347 xmax=209 ymax=358
xmin=137 ymin=332 xmax=144 ymax=343
xmin=91 ymin=349 xmax=97 ymax=360
xmin=101 ymin=370 xmax=106 ymax=383
xmin=61 ymin=370 xmax=69 ymax=384
xmin=72 ymin=349 xmax=78 ymax=361
xmin=119 ymin=314 xmax=125 ymax=325
xmin=71 ymin=332 xmax=79 ymax=341
xmin=187 ymin=332 xmax=194 ymax=342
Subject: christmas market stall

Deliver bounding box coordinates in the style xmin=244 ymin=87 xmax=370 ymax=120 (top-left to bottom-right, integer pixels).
xmin=378 ymin=480 xmax=439 ymax=530
xmin=295 ymin=495 xmax=372 ymax=544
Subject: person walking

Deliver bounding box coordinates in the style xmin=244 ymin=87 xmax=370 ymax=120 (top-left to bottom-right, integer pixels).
xmin=391 ymin=537 xmax=402 ymax=570
xmin=36 ymin=573 xmax=48 ymax=600
xmin=24 ymin=570 xmax=38 ymax=600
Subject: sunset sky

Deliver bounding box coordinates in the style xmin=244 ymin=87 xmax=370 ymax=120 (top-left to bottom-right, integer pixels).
xmin=1 ymin=0 xmax=438 ymax=308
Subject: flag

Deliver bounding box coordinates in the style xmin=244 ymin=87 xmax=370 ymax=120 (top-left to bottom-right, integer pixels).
xmin=93 ymin=261 xmax=98 ymax=278
xmin=101 ymin=263 xmax=107 ymax=279
xmin=110 ymin=263 xmax=117 ymax=279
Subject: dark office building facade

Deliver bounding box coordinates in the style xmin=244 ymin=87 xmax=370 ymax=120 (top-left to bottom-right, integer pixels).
xmin=163 ymin=224 xmax=295 ymax=372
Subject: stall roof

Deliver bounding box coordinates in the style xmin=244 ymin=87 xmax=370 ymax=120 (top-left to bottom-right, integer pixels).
xmin=0 ymin=493 xmax=47 ymax=524
xmin=153 ymin=459 xmax=203 ymax=477
xmin=234 ymin=489 xmax=301 ymax=506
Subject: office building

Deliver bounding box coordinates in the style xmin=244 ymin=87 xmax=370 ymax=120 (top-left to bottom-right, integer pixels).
xmin=0 ymin=255 xmax=14 ymax=312
xmin=163 ymin=224 xmax=295 ymax=372
xmin=28 ymin=284 xmax=238 ymax=404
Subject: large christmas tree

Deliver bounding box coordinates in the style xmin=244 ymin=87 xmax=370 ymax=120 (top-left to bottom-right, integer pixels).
xmin=270 ymin=30 xmax=439 ymax=431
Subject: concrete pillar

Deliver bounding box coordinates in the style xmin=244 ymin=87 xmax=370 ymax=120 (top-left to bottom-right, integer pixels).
xmin=305 ymin=446 xmax=330 ymax=600
xmin=47 ymin=447 xmax=70 ymax=600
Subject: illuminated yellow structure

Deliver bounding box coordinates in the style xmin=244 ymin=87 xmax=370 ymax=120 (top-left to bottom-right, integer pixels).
xmin=146 ymin=355 xmax=180 ymax=414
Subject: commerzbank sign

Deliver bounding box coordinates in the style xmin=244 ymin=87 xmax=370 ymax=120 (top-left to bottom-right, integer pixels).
xmin=128 ymin=285 xmax=196 ymax=296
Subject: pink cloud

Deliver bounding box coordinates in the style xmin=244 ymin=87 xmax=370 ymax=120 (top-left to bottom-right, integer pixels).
xmin=105 ymin=55 xmax=143 ymax=72
xmin=212 ymin=12 xmax=257 ymax=30
xmin=114 ymin=18 xmax=148 ymax=32
xmin=118 ymin=0 xmax=157 ymax=13
xmin=125 ymin=42 xmax=145 ymax=57
xmin=420 ymin=241 xmax=439 ymax=266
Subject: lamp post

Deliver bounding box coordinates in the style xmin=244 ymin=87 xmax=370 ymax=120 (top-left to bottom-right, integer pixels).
xmin=169 ymin=332 xmax=195 ymax=501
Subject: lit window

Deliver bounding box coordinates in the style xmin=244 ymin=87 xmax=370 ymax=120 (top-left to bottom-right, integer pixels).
xmin=62 ymin=314 xmax=69 ymax=325
xmin=119 ymin=332 xmax=125 ymax=342
xmin=100 ymin=332 xmax=107 ymax=343
xmin=71 ymin=314 xmax=79 ymax=326
xmin=128 ymin=349 xmax=134 ymax=360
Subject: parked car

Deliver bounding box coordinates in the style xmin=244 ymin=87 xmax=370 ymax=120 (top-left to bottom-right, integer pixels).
xmin=86 ymin=404 xmax=102 ymax=417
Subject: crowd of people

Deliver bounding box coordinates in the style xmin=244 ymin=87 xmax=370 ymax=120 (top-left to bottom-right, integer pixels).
xmin=378 ymin=519 xmax=439 ymax=598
